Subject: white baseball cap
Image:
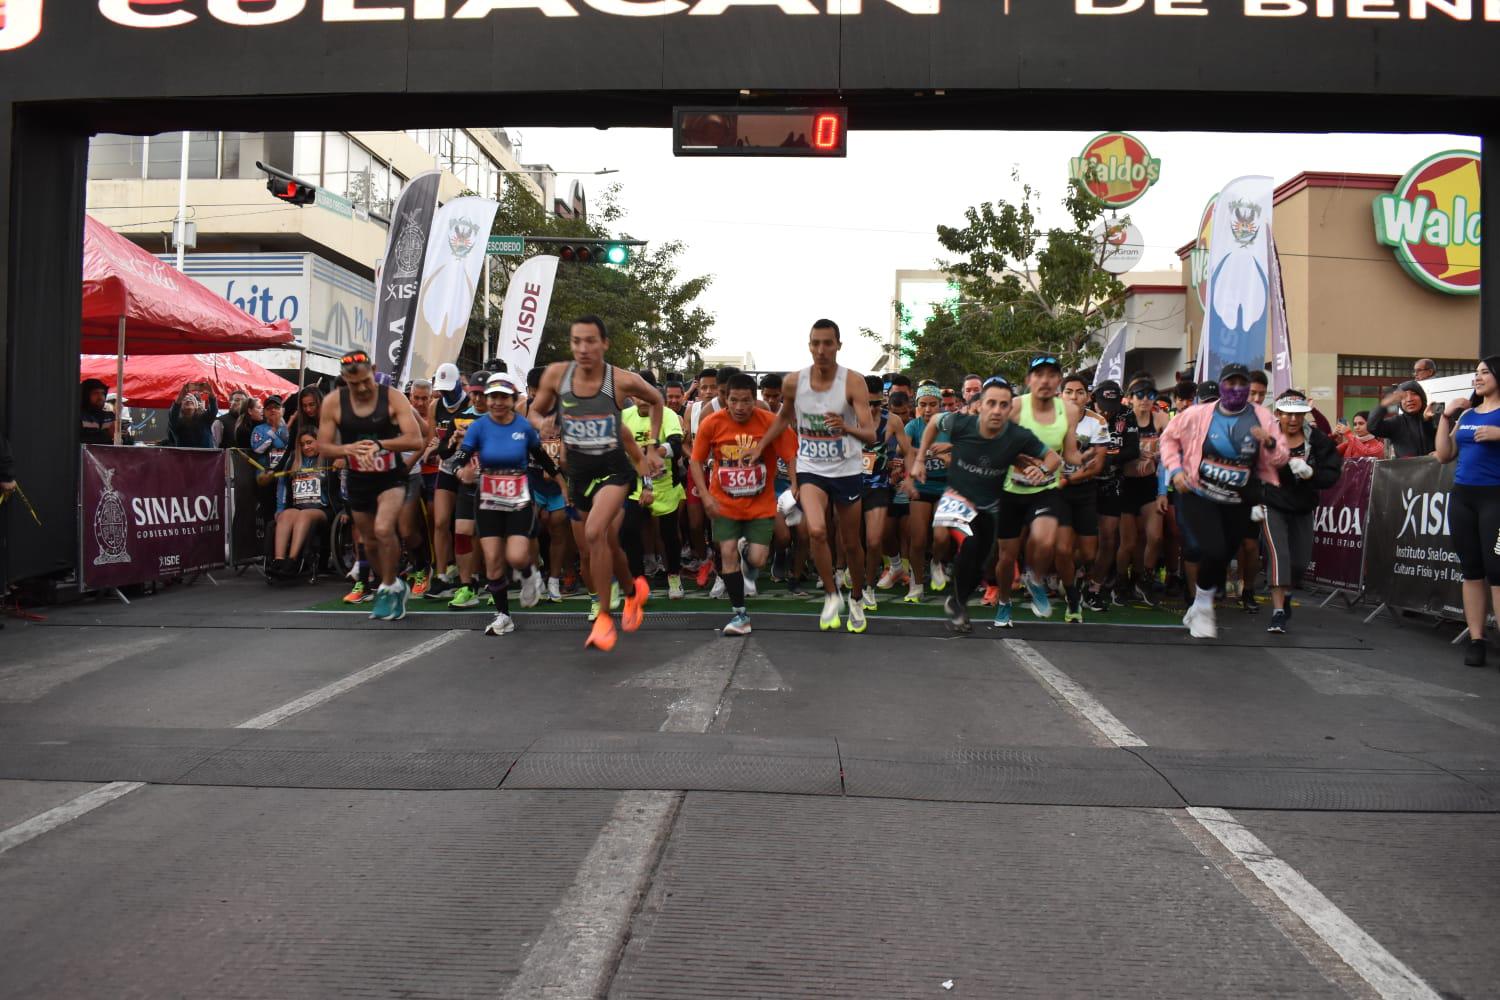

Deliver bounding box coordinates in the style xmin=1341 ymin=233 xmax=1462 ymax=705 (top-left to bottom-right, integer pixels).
xmin=485 ymin=373 xmax=524 ymax=397
xmin=433 ymin=362 xmax=462 ymax=392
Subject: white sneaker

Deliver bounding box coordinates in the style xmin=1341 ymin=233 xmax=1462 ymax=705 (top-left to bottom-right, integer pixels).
xmin=483 ymin=612 xmax=515 ymax=636
xmin=547 ymin=577 xmax=562 ymax=603
xmin=837 ymin=567 xmax=853 ymax=590
xmin=744 ymin=576 xmax=758 ymax=598
xmin=929 ymin=560 xmax=948 ymax=591
xmin=1183 ymin=604 xmax=1218 ymax=639
xmin=876 ymin=563 xmax=899 ymax=589
xmin=819 ymin=592 xmax=843 ymax=631
xmin=710 ymin=576 xmax=727 ymax=600
xmin=667 ymin=575 xmax=685 ymax=600
xmin=520 ymin=573 xmax=540 ymax=609
xmin=861 ymin=591 xmax=878 ymax=612
xmin=847 ymin=598 xmax=867 ymax=633
xmin=904 ymin=579 xmax=923 ymax=604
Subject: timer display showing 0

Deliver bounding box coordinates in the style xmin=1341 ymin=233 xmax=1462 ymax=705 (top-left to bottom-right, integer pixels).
xmin=674 ymin=108 xmax=846 ymax=158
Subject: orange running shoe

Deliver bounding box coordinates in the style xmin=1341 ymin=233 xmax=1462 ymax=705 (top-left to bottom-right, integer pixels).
xmin=585 ymin=613 xmax=618 ymax=651
xmin=981 ymin=584 xmax=1000 ymax=607
xmin=695 ymin=559 xmax=713 ymax=589
xmin=622 ymin=576 xmax=649 ymax=632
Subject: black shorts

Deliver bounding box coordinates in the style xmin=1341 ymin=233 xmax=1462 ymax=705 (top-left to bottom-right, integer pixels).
xmin=1121 ymin=475 xmax=1158 ymax=515
xmin=997 ymin=489 xmax=1070 ymax=540
xmin=567 ymin=451 xmax=635 ymax=512
xmin=456 ymin=482 xmax=478 ymax=522
xmin=1060 ymin=483 xmax=1099 ymax=537
xmin=800 ymin=472 xmax=864 ymax=507
xmin=347 ymin=469 xmax=407 ymax=515
xmin=436 ymin=469 xmax=463 ymax=494
xmin=863 ymin=485 xmax=893 ymax=510
xmin=890 ymin=498 xmax=910 ymax=519
xmin=1097 ymin=478 xmax=1123 ymax=519
xmin=477 ymin=503 xmax=537 ymax=540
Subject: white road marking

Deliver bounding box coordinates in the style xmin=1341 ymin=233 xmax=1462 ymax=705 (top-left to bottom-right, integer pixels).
xmin=0 ymin=630 xmax=465 ymax=856
xmin=1007 ymin=638 xmax=1442 ymax=1000
xmin=1003 ymin=638 xmax=1147 ymax=748
xmin=1190 ymin=807 xmax=1442 ymax=1000
xmin=731 ymin=638 xmax=788 ymax=692
xmin=507 ymin=639 xmax=747 ymax=999
xmin=0 ymin=781 xmax=143 ymax=856
xmin=0 ymin=633 xmax=175 ymax=702
xmin=1278 ymin=651 xmax=1496 ymax=736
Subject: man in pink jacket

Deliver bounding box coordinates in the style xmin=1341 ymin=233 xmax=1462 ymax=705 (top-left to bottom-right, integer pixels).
xmin=1159 ymin=363 xmax=1288 ymax=638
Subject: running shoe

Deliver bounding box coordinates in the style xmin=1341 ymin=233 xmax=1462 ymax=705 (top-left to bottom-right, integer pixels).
xmin=837 ymin=567 xmax=853 ymax=591
xmin=1266 ymin=609 xmax=1288 ymax=634
xmin=369 ymin=586 xmax=394 ymax=621
xmin=770 ymin=550 xmax=788 ymax=583
xmin=876 ymin=562 xmax=900 ymax=590
xmin=929 ymin=560 xmax=948 ymax=592
xmin=991 ymin=601 xmax=1014 ymax=629
xmin=944 ymin=594 xmax=971 ymax=634
xmin=744 ymin=575 xmax=758 ymax=599
xmin=1064 ymin=595 xmax=1083 ymax=624
xmin=1464 ymin=639 xmax=1487 ymax=667
xmin=585 ymin=614 xmax=618 ymax=651
xmin=520 ymin=573 xmax=541 ymax=609
xmin=610 ymin=581 xmax=623 ymax=612
xmin=788 ymin=579 xmax=810 ymax=598
xmin=723 ymin=609 xmax=752 ymax=636
xmin=387 ymin=580 xmax=409 ymax=621
xmin=587 ymin=596 xmax=601 ymax=622
xmin=346 ymin=560 xmax=364 ymax=582
xmin=1110 ymin=585 xmax=1128 ymax=607
xmin=696 ymin=560 xmax=714 ymax=589
xmin=547 ymin=577 xmax=563 ymax=603
xmin=847 ymin=598 xmax=867 ymax=634
xmin=1023 ymin=571 xmax=1052 ymax=619
xmin=981 ymin=584 xmax=1000 ymax=607
xmin=709 ymin=576 xmax=727 ymax=600
xmin=448 ymin=585 xmax=480 ymax=609
xmin=622 ymin=576 xmax=649 ymax=633
xmin=1183 ymin=603 xmax=1218 ymax=639
xmin=343 ymin=581 xmax=371 ymax=604
xmin=1241 ymin=590 xmax=1260 ymax=615
xmin=667 ymin=575 xmax=685 ymax=600
xmin=1084 ymin=589 xmax=1109 ymax=614
xmin=1133 ymin=580 xmax=1159 ymax=609
xmin=819 ymin=592 xmax=843 ymax=631
xmin=409 ymin=570 xmax=430 ymax=598
xmin=904 ymin=580 xmax=923 ymax=604
xmin=425 ymin=575 xmax=457 ymax=600
xmin=484 ymin=612 xmax=515 ymax=636
xmin=861 ymin=591 xmax=878 ymax=612
xmin=561 ymin=572 xmax=580 ymax=595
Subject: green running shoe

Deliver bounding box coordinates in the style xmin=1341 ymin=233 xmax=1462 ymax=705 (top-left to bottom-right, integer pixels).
xmin=448 ymin=585 xmax=480 ymax=609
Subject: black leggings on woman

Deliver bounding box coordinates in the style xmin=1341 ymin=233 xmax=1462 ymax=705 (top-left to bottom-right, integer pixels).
xmin=1449 ymin=483 xmax=1500 ymax=585
xmin=622 ymin=500 xmax=684 ymax=579
xmin=1174 ymin=491 xmax=1253 ymax=591
xmin=954 ymin=509 xmax=999 ymax=605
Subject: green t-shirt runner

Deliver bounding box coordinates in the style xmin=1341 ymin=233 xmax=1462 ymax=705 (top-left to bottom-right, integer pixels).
xmin=938 ymin=410 xmax=1049 ymax=511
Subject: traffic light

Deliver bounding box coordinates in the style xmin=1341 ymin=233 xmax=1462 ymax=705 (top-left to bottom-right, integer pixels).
xmin=555 ymin=241 xmax=629 ymax=265
xmin=265 ymin=175 xmax=315 ymax=206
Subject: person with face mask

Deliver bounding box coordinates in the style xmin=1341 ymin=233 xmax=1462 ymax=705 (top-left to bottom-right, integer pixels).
xmin=1158 ymin=363 xmax=1288 ymax=639
xmin=1257 ymin=390 xmax=1343 ymax=634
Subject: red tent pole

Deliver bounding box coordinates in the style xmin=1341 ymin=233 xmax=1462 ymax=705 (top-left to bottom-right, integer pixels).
xmin=114 ymin=317 xmax=125 ymax=446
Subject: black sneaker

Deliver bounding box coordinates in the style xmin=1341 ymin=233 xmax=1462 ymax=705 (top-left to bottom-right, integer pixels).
xmin=1241 ymin=590 xmax=1260 ymax=615
xmin=425 ymin=574 xmax=458 ymax=600
xmin=1266 ymin=609 xmax=1288 ymax=634
xmin=1084 ymin=589 xmax=1109 ymax=614
xmin=1133 ymin=581 xmax=1159 ymax=608
xmin=1464 ymin=639 xmax=1487 ymax=668
xmin=1110 ymin=586 xmax=1127 ymax=607
xmin=944 ymin=594 xmax=971 ymax=633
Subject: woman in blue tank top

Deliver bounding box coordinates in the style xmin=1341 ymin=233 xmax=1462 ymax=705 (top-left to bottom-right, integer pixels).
xmin=1435 ymin=355 xmax=1500 ymax=668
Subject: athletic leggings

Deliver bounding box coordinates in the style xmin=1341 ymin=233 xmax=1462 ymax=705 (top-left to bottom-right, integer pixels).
xmin=1174 ymin=491 xmax=1253 ymax=591
xmin=954 ymin=509 xmax=999 ymax=606
xmin=1449 ymin=483 xmax=1500 ymax=585
xmin=623 ymin=501 xmax=683 ymax=579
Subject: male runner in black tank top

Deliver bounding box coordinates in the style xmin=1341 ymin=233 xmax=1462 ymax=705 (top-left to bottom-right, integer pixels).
xmin=317 ymin=351 xmax=424 ymax=622
xmin=531 ymin=316 xmax=665 ymax=652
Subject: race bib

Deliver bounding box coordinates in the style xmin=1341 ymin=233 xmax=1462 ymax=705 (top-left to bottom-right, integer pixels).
xmin=1009 ymin=463 xmax=1058 ymax=489
xmin=861 ymin=451 xmax=878 ymax=476
xmin=292 ymin=471 xmax=323 ymax=505
xmin=932 ymin=490 xmax=979 ymax=538
xmin=1196 ymin=457 xmax=1251 ymax=504
xmin=925 ymin=454 xmax=948 ymax=475
xmin=798 ymin=434 xmax=846 ymax=463
xmin=562 ymin=413 xmax=618 ymax=454
xmin=480 ymin=470 xmax=530 ymax=511
xmin=543 ymin=440 xmax=564 ymax=464
xmin=716 ymin=463 xmax=768 ymax=498
xmin=353 ymin=448 xmax=397 ymax=473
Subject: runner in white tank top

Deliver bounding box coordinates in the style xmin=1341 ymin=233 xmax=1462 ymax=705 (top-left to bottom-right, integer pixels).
xmin=749 ymin=319 xmax=877 ymax=633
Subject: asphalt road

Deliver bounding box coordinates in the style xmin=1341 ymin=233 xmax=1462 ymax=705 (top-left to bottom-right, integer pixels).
xmin=1 ymin=577 xmax=1496 ymax=999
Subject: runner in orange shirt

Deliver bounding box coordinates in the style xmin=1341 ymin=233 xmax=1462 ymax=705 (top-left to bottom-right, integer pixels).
xmin=690 ymin=373 xmax=799 ymax=636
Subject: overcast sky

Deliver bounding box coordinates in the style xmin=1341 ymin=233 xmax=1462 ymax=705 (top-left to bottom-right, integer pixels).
xmin=517 ymin=127 xmax=1475 ymax=373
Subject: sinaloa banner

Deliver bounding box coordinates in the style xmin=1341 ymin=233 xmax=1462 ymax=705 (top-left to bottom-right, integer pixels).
xmin=80 ymin=445 xmax=227 ymax=590
xmin=1362 ymin=457 xmax=1464 ymax=619
xmin=1305 ymin=457 xmax=1374 ymax=594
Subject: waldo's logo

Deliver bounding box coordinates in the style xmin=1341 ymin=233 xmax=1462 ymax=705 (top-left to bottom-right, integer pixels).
xmin=0 ymin=0 xmax=42 ymax=51
xmin=1069 ymin=132 xmax=1161 ymax=209
xmin=1190 ymin=194 xmax=1216 ymax=311
xmin=1373 ymin=150 xmax=1481 ymax=297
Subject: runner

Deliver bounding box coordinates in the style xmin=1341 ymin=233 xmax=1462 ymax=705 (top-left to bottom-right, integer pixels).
xmin=905 ymin=384 xmax=953 ymax=602
xmin=452 ymin=373 xmax=560 ymax=637
xmin=316 ymin=350 xmax=424 ymax=621
xmin=748 ymin=319 xmax=877 ymax=633
xmin=1085 ymin=379 xmax=1126 ymax=612
xmin=1158 ymin=363 xmax=1287 ymax=639
xmin=1258 ymin=389 xmax=1342 ymax=634
xmin=399 ymin=377 xmax=435 ymax=595
xmin=911 ymin=377 xmax=1055 ymax=633
xmin=424 ymin=366 xmax=483 ymax=601
xmin=691 ymin=373 xmax=798 ymax=635
xmin=762 ymin=372 xmax=810 ymax=594
xmin=523 ymin=370 xmax=572 ymax=603
xmin=622 ymin=373 xmax=688 ymax=599
xmin=681 ymin=367 xmax=719 ymax=582
xmin=993 ymin=355 xmax=1086 ymax=627
xmin=878 ymin=378 xmax=917 ymax=593
xmin=1116 ymin=374 xmax=1170 ymax=607
xmin=530 ymin=315 xmax=664 ymax=651
xmin=858 ymin=374 xmax=916 ymax=612
xmin=1057 ymin=372 xmax=1111 ymax=620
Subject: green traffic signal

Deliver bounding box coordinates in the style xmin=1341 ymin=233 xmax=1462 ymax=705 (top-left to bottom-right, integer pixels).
xmin=605 ymin=243 xmax=629 ymax=265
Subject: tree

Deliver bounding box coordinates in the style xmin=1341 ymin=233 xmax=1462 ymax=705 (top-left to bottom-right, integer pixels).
xmin=906 ymin=173 xmax=1127 ymax=386
xmin=459 ymin=181 xmax=716 ymax=377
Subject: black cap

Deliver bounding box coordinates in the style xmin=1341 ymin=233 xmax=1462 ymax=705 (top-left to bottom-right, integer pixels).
xmin=1197 ymin=380 xmax=1220 ymax=403
xmin=1094 ymin=380 xmax=1123 ymax=414
xmin=1219 ymin=362 xmax=1251 ymax=382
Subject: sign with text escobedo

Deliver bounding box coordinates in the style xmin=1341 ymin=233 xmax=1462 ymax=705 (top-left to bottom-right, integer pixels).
xmin=80 ymin=445 xmax=227 ymax=590
xmin=1305 ymin=457 xmax=1374 ymax=593
xmin=1361 ymin=456 xmax=1464 ymax=619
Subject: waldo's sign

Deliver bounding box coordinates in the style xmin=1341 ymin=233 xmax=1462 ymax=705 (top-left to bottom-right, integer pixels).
xmin=1373 ymin=150 xmax=1481 ymax=296
xmin=1070 ymin=132 xmax=1161 ymax=209
xmin=1189 ymin=194 xmax=1216 ymax=311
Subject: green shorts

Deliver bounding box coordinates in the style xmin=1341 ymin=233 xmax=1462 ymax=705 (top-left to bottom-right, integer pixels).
xmin=712 ymin=515 xmax=774 ymax=547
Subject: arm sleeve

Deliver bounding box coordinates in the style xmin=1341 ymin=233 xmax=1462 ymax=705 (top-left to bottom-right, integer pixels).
xmin=529 ymin=440 xmax=559 ymax=477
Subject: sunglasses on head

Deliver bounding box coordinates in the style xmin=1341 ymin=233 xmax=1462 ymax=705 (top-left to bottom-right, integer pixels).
xmin=1030 ymin=355 xmax=1059 ymax=369
xmin=982 ymin=376 xmax=1011 ymax=389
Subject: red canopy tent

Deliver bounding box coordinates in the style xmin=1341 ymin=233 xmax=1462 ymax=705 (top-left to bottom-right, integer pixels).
xmin=81 ymin=215 xmax=294 ymax=441
xmin=79 ymin=352 xmax=298 ymax=410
